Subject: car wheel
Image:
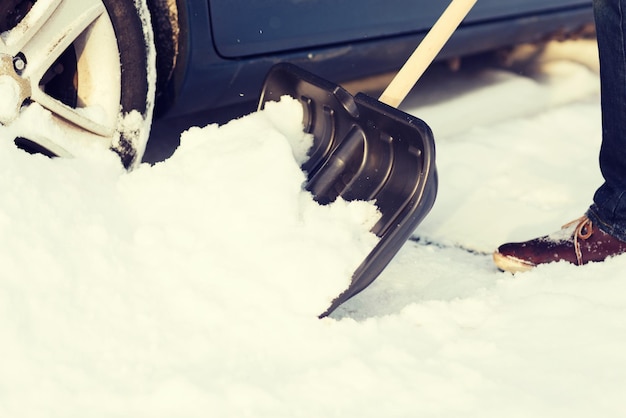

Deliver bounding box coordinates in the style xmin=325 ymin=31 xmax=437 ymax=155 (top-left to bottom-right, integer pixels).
xmin=0 ymin=0 xmax=156 ymax=168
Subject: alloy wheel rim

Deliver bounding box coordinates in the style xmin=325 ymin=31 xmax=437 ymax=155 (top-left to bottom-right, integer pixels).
xmin=0 ymin=0 xmax=122 ymax=157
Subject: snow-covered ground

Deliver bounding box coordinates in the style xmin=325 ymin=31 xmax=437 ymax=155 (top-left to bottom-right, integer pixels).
xmin=2 ymin=38 xmax=625 ymax=417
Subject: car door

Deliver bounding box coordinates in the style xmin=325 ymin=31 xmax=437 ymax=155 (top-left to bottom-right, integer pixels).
xmin=208 ymin=0 xmax=591 ymax=58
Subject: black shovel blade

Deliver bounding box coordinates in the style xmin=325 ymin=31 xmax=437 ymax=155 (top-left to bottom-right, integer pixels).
xmin=259 ymin=63 xmax=437 ymax=317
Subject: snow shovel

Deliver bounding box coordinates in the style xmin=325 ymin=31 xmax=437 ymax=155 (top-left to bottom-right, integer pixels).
xmin=259 ymin=0 xmax=477 ymax=317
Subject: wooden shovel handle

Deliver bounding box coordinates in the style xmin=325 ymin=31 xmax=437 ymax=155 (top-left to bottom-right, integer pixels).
xmin=379 ymin=0 xmax=478 ymax=108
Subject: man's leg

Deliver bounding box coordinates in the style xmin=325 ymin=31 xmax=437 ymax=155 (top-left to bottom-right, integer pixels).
xmin=588 ymin=0 xmax=626 ymax=241
xmin=492 ymin=0 xmax=626 ymax=272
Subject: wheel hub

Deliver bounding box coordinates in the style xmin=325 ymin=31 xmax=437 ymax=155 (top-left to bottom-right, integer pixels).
xmin=0 ymin=53 xmax=31 ymax=125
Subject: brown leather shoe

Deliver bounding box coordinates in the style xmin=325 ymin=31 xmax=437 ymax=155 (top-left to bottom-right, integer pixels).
xmin=493 ymin=216 xmax=626 ymax=273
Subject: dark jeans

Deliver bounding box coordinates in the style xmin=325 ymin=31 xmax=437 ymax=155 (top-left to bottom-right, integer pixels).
xmin=587 ymin=0 xmax=626 ymax=241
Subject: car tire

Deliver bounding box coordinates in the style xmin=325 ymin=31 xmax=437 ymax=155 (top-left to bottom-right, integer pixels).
xmin=0 ymin=0 xmax=156 ymax=169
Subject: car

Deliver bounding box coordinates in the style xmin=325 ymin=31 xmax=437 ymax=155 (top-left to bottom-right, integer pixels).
xmin=0 ymin=0 xmax=594 ymax=168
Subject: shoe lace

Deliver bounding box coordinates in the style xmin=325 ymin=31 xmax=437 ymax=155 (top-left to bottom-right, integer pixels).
xmin=562 ymin=216 xmax=594 ymax=265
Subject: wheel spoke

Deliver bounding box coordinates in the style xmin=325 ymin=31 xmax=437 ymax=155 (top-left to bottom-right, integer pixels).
xmin=8 ymin=0 xmax=106 ymax=82
xmin=8 ymin=102 xmax=110 ymax=157
xmin=0 ymin=0 xmax=62 ymax=55
xmin=8 ymin=0 xmax=115 ymax=137
xmin=31 ymin=88 xmax=115 ymax=137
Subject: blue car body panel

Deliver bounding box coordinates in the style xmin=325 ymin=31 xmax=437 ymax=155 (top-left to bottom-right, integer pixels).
xmin=159 ymin=0 xmax=593 ymax=118
xmin=209 ymin=0 xmax=589 ymax=58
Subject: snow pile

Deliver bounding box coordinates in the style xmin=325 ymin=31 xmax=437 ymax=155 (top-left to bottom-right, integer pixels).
xmin=2 ymin=39 xmax=626 ymax=417
xmin=0 ymin=97 xmax=380 ymax=416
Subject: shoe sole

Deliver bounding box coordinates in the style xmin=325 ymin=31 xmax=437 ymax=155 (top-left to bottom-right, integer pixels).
xmin=492 ymin=251 xmax=535 ymax=273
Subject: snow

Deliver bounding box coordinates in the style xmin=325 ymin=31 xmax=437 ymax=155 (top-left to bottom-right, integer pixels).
xmin=0 ymin=75 xmax=21 ymax=123
xmin=2 ymin=38 xmax=626 ymax=417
